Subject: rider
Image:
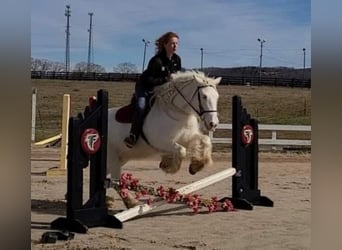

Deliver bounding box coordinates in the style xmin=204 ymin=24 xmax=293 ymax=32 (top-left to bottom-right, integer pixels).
xmin=124 ymin=31 xmax=182 ymax=148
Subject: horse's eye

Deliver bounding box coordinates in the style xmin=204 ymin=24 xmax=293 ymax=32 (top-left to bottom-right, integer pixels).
xmin=202 ymin=94 xmax=208 ymax=99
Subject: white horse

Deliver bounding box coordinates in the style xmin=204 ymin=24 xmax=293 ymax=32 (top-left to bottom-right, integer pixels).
xmin=106 ymin=70 xmax=221 ymax=206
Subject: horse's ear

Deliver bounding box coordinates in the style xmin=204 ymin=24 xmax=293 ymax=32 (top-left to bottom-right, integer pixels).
xmin=212 ymin=77 xmax=222 ymax=85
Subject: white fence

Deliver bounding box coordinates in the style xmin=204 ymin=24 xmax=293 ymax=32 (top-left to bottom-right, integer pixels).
xmin=209 ymin=123 xmax=311 ymax=148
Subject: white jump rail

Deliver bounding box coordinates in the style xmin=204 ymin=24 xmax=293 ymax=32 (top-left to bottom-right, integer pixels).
xmin=114 ymin=168 xmax=236 ymax=222
xmin=209 ymin=123 xmax=311 ymax=147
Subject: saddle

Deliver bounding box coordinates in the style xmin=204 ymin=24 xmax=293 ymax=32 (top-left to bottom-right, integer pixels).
xmin=115 ymin=94 xmax=154 ymax=123
xmin=115 ymin=95 xmax=136 ymax=123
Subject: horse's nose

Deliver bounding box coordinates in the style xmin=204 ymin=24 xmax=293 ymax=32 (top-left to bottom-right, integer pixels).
xmin=209 ymin=122 xmax=217 ymax=130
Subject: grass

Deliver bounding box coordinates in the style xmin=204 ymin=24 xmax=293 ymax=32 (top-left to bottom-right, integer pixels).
xmin=32 ymin=79 xmax=311 ymax=143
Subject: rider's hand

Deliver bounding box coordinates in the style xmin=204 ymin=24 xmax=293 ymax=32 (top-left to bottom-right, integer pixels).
xmin=165 ymin=75 xmax=171 ymax=82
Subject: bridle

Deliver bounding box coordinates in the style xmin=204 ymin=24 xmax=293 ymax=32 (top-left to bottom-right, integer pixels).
xmin=174 ymin=84 xmax=218 ymax=118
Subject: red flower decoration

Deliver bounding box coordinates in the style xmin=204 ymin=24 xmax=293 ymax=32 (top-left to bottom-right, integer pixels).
xmin=118 ymin=172 xmax=236 ymax=213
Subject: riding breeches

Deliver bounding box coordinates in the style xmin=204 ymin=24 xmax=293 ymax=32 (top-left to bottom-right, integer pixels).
xmin=129 ymin=81 xmax=152 ymax=139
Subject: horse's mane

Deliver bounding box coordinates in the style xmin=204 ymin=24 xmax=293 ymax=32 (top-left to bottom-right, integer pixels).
xmin=171 ymin=70 xmax=206 ymax=83
xmin=154 ymin=70 xmax=215 ymax=96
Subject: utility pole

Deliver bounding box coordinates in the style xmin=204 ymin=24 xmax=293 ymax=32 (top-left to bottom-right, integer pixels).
xmin=87 ymin=12 xmax=94 ymax=72
xmin=200 ymin=48 xmax=203 ymax=71
xmin=65 ymin=5 xmax=71 ymax=73
xmin=142 ymin=39 xmax=150 ymax=72
xmin=302 ymin=48 xmax=306 ymax=80
xmin=257 ymin=38 xmax=266 ymax=83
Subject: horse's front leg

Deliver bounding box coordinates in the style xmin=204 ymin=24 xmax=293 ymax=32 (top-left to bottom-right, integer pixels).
xmin=188 ymin=134 xmax=213 ymax=175
xmin=159 ymin=142 xmax=186 ymax=174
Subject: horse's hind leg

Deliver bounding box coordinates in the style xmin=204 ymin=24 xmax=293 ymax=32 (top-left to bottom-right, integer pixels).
xmin=159 ymin=142 xmax=186 ymax=174
xmin=188 ymin=134 xmax=213 ymax=175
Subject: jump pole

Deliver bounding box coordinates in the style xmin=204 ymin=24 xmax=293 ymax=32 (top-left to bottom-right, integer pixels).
xmin=34 ymin=134 xmax=62 ymax=146
xmin=59 ymin=94 xmax=70 ymax=170
xmin=46 ymin=94 xmax=70 ymax=176
xmin=114 ymin=167 xmax=236 ymax=222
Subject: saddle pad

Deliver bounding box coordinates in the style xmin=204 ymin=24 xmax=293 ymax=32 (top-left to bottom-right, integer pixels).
xmin=115 ymin=103 xmax=134 ymax=123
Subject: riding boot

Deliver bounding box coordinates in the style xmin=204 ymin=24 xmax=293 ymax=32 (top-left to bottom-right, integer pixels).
xmin=124 ymin=107 xmax=145 ymax=148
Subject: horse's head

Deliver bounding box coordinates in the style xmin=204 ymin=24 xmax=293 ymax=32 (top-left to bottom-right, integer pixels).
xmin=155 ymin=70 xmax=221 ymax=131
xmin=192 ymin=72 xmax=221 ymax=131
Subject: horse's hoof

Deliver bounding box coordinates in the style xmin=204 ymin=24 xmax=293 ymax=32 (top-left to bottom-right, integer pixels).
xmin=106 ymin=196 xmax=115 ymax=209
xmin=159 ymin=160 xmax=167 ymax=170
xmin=122 ymin=196 xmax=140 ymax=209
xmin=159 ymin=157 xmax=172 ymax=172
xmin=189 ymin=160 xmax=205 ymax=175
xmin=160 ymin=160 xmax=181 ymax=174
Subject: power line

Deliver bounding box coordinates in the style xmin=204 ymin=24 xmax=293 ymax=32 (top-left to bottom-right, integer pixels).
xmin=264 ymin=48 xmax=306 ymax=67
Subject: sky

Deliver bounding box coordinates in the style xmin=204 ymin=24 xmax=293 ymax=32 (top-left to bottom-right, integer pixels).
xmin=31 ymin=0 xmax=311 ymax=72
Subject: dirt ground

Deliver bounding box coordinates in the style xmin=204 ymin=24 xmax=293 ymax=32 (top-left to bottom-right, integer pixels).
xmin=31 ymin=146 xmax=311 ymax=250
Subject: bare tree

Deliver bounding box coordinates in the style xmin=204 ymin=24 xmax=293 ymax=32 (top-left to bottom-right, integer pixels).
xmin=113 ymin=62 xmax=138 ymax=73
xmin=31 ymin=57 xmax=66 ymax=72
xmin=73 ymin=62 xmax=88 ymax=72
xmin=50 ymin=61 xmax=66 ymax=72
xmin=40 ymin=59 xmax=51 ymax=71
xmin=89 ymin=63 xmax=106 ymax=73
xmin=74 ymin=62 xmax=106 ymax=73
xmin=31 ymin=57 xmax=40 ymax=71
xmin=31 ymin=58 xmax=106 ymax=73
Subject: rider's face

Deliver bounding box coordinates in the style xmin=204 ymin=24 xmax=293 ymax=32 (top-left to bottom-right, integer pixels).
xmin=164 ymin=36 xmax=178 ymax=56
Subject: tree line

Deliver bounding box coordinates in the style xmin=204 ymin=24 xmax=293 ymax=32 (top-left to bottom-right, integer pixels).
xmin=31 ymin=57 xmax=138 ymax=73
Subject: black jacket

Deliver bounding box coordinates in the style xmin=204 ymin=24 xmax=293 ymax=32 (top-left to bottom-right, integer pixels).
xmin=140 ymin=50 xmax=182 ymax=91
